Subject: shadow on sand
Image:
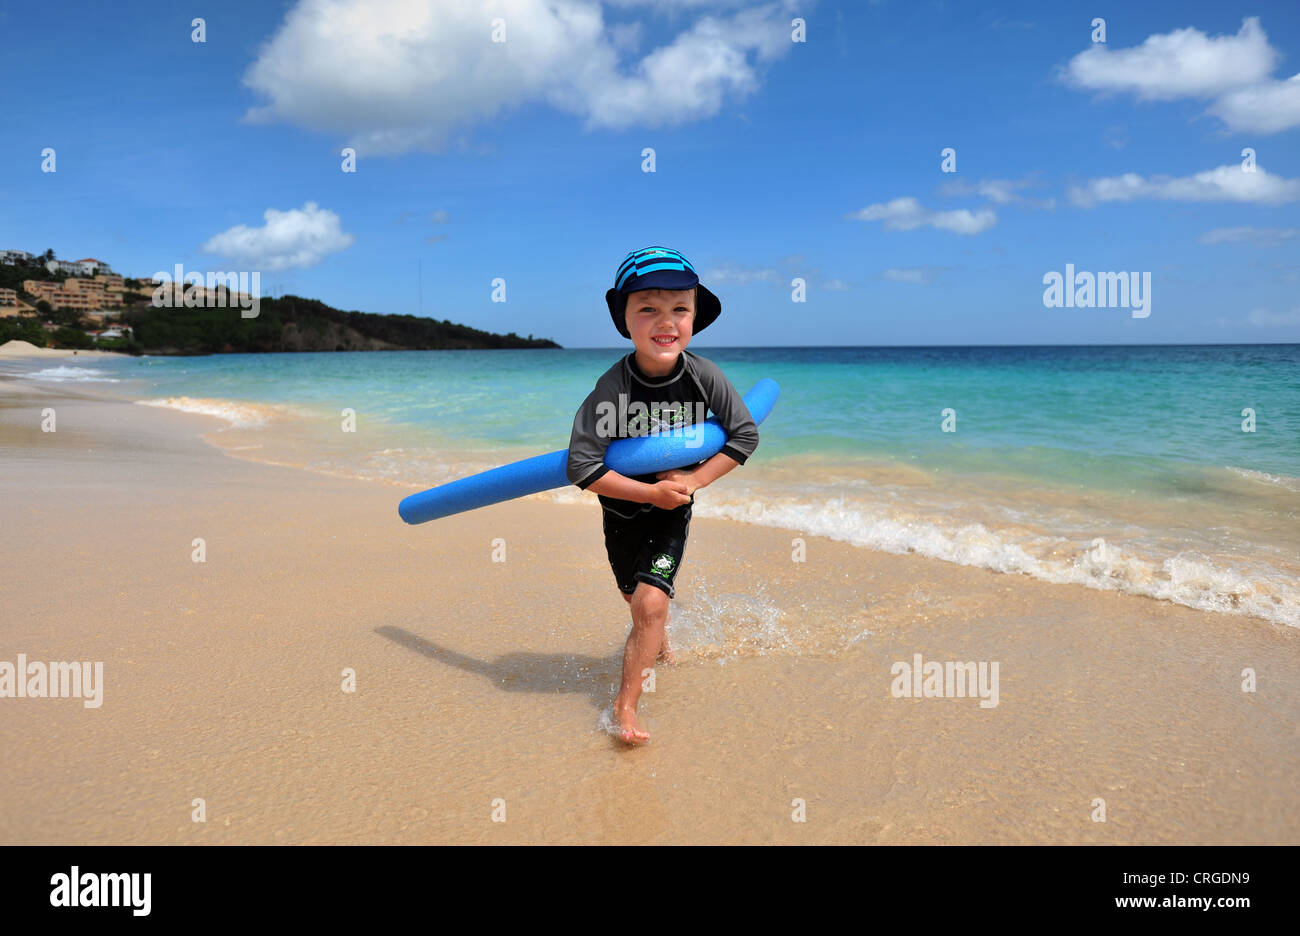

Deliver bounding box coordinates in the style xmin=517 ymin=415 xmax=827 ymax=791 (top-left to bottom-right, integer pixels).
xmin=375 ymin=625 xmax=621 ymax=712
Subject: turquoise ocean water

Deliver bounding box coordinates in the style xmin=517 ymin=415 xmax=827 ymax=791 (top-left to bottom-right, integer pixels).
xmin=11 ymin=344 xmax=1298 ymax=628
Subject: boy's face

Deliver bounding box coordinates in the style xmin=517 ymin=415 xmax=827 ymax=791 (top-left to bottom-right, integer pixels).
xmin=625 ymin=287 xmax=695 ymax=375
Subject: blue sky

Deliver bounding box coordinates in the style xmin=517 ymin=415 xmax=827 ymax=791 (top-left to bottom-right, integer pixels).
xmin=2 ymin=0 xmax=1297 ymax=347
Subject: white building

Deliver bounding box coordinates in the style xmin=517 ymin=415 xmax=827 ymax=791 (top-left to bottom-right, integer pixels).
xmin=74 ymin=258 xmax=115 ymax=276
xmin=1 ymin=250 xmax=34 ymax=265
xmin=46 ymin=259 xmax=84 ymax=276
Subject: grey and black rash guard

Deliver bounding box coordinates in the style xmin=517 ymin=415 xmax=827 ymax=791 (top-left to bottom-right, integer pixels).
xmin=566 ymin=350 xmax=760 ymax=518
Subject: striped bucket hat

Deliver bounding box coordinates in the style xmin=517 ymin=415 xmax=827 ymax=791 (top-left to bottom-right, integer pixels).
xmin=606 ymin=246 xmax=722 ymax=339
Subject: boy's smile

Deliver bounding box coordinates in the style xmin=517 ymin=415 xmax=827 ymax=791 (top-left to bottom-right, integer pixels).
xmin=626 ymin=287 xmax=695 ymax=378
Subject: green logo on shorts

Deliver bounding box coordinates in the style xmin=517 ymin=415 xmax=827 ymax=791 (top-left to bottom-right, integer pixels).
xmin=650 ymin=553 xmax=676 ymax=579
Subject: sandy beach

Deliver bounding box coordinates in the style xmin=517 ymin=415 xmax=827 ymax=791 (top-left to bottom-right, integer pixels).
xmin=0 ymin=365 xmax=1296 ymax=845
xmin=0 ymin=339 xmax=129 ymax=360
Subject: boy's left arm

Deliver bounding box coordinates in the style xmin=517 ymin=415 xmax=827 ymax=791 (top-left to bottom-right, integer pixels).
xmin=657 ymin=359 xmax=759 ymax=494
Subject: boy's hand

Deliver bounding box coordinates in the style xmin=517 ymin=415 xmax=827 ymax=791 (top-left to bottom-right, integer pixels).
xmin=648 ymin=479 xmax=692 ymax=509
xmin=655 ymin=468 xmax=696 ymax=494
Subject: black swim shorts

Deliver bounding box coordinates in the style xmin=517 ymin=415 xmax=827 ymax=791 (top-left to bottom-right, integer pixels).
xmin=601 ymin=496 xmax=693 ymax=599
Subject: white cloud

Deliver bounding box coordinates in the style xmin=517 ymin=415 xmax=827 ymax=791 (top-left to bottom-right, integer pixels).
xmin=703 ymin=257 xmax=848 ymax=290
xmin=1199 ymin=227 xmax=1298 ymax=248
xmin=702 ymin=263 xmax=781 ymax=285
xmin=1209 ymin=73 xmax=1300 ymax=134
xmin=847 ymin=197 xmax=996 ymax=235
xmin=242 ymin=0 xmax=796 ymax=155
xmin=606 ymin=0 xmax=759 ymax=7
xmin=201 ymin=202 xmax=354 ymax=270
xmin=1245 ymin=307 xmax=1300 ymax=327
xmin=1069 ymin=165 xmax=1300 ymax=207
xmin=1062 ymin=17 xmax=1274 ymax=100
xmin=1061 ymin=17 xmax=1300 ymax=134
xmin=881 ymin=267 xmax=942 ymax=284
xmin=397 ymin=208 xmax=450 ymax=226
xmin=938 ymin=177 xmax=1055 ymax=210
xmin=964 ymin=180 xmax=1019 ymax=204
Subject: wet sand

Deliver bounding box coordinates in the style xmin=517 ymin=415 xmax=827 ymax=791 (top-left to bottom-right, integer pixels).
xmin=0 ymin=374 xmax=1296 ymax=844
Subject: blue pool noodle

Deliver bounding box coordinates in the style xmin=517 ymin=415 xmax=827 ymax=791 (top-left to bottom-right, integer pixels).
xmin=398 ymin=378 xmax=780 ymax=524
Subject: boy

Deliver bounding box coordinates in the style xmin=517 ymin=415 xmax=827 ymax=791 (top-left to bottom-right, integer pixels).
xmin=567 ymin=246 xmax=760 ymax=745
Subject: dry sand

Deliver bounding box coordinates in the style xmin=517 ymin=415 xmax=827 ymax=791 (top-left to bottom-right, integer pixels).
xmin=0 ymin=339 xmax=128 ymax=359
xmin=0 ymin=373 xmax=1295 ymax=845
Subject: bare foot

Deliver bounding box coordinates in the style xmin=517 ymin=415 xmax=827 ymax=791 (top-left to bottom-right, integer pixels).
xmin=614 ymin=704 xmax=650 ymax=745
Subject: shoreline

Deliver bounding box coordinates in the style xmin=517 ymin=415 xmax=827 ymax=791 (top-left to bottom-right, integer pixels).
xmin=0 ymin=373 xmax=1296 ymax=844
xmin=3 ymin=350 xmax=1297 ymax=634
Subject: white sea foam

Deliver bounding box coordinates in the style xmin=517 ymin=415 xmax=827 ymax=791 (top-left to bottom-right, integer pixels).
xmin=695 ymin=493 xmax=1300 ymax=629
xmin=135 ymin=396 xmax=275 ymax=428
xmin=668 ymin=582 xmax=792 ymax=661
xmin=20 ymin=366 xmax=120 ymax=383
xmin=596 ymin=705 xmax=621 ymax=737
xmin=1225 ymin=466 xmax=1300 ymax=493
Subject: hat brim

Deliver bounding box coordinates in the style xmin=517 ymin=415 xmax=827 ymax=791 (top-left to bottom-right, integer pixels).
xmin=607 ymin=284 xmax=721 ymax=339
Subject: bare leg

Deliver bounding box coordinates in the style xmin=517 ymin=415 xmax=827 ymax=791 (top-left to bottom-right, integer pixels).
xmin=623 ymin=590 xmax=675 ymax=664
xmin=613 ymin=582 xmax=669 ymax=744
